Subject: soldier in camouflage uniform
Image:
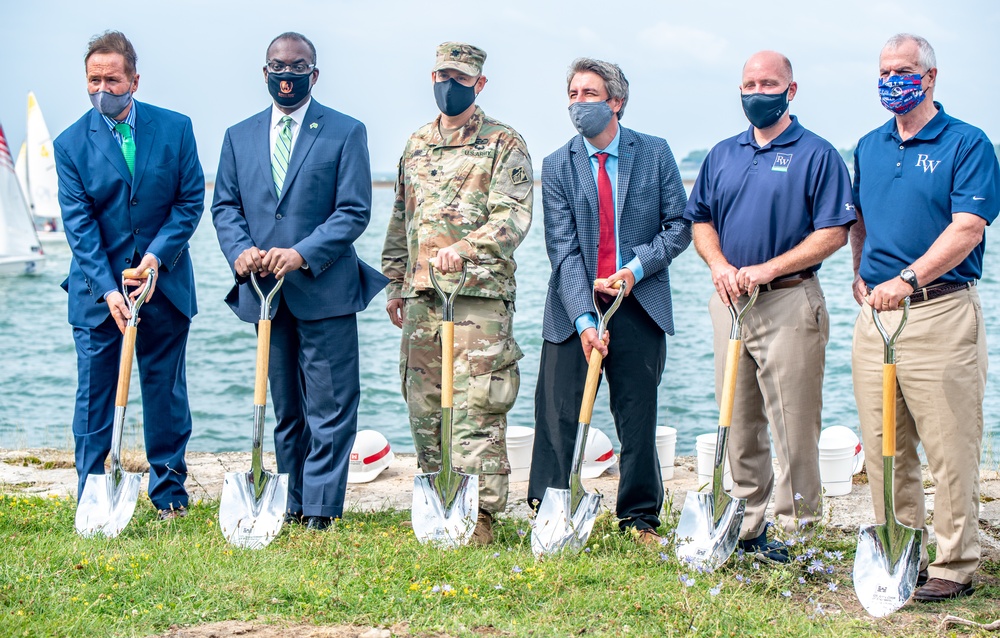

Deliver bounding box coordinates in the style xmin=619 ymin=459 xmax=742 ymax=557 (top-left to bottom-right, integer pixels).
xmin=382 ymin=42 xmax=533 ymax=545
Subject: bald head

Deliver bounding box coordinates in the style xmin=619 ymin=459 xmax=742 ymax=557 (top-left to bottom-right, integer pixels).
xmin=743 ymin=51 xmax=793 ymax=84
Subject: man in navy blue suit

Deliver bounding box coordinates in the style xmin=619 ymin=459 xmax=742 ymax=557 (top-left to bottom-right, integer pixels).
xmin=55 ymin=30 xmax=204 ymax=519
xmin=212 ymin=32 xmax=388 ymax=530
xmin=528 ymin=58 xmax=691 ymax=544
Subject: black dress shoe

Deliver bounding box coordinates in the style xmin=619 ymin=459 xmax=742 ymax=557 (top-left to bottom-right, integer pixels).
xmin=306 ymin=516 xmax=334 ymax=531
xmin=914 ymin=578 xmax=974 ymax=601
xmin=917 ymin=569 xmax=928 ymax=588
xmin=284 ymin=513 xmax=303 ymax=525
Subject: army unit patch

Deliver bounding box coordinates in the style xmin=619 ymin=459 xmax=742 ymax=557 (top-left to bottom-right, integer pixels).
xmin=509 ymin=166 xmax=529 ymax=185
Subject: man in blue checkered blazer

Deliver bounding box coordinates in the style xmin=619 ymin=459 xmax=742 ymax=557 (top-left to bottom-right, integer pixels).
xmin=527 ymin=58 xmax=691 ymax=545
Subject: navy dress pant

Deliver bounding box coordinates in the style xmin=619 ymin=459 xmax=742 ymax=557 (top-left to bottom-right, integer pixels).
xmin=267 ymin=297 xmax=359 ymax=519
xmin=72 ymin=296 xmax=191 ymax=510
xmin=528 ymin=294 xmax=666 ymax=531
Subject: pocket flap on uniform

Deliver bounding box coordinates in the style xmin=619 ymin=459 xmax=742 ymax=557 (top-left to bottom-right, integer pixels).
xmin=467 ymin=335 xmax=523 ymax=378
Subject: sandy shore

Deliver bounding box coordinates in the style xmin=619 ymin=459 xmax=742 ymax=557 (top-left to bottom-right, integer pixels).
xmin=2 ymin=447 xmax=998 ymax=559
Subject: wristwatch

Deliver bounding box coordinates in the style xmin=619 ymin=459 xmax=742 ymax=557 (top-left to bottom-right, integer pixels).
xmin=899 ymin=268 xmax=918 ymax=291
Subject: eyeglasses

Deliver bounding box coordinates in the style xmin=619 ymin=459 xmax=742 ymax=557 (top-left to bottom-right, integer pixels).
xmin=266 ymin=60 xmax=316 ymax=74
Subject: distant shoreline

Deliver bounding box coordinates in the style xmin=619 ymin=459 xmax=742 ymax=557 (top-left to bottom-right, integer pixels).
xmin=204 ymin=179 xmax=697 ymax=190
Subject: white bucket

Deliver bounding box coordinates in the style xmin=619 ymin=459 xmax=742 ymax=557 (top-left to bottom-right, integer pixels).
xmin=696 ymin=432 xmax=733 ymax=490
xmin=818 ymin=426 xmax=863 ymax=497
xmin=506 ymin=426 xmax=534 ymax=483
xmin=656 ymin=426 xmax=677 ymax=480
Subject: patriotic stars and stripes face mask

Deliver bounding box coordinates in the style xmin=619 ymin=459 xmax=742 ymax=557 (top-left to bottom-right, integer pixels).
xmin=878 ymin=73 xmax=926 ymax=115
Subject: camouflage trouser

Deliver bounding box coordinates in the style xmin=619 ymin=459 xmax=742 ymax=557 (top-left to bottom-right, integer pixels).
xmin=400 ymin=292 xmax=522 ymax=514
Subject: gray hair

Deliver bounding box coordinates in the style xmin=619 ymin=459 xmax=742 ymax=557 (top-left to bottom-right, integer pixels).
xmin=567 ymin=58 xmax=629 ymax=120
xmin=883 ymin=33 xmax=936 ymax=71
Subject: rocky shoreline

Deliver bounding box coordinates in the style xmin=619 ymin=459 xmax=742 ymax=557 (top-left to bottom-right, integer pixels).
xmin=2 ymin=447 xmax=998 ymax=560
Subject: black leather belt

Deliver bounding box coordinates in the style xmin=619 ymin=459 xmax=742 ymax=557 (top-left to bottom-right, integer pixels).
xmin=908 ymin=281 xmax=975 ymax=305
xmin=760 ymin=270 xmax=814 ymax=292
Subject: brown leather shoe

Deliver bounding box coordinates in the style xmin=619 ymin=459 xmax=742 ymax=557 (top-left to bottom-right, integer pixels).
xmin=914 ymin=578 xmax=974 ymax=602
xmin=632 ymin=527 xmax=664 ymax=548
xmin=157 ymin=506 xmax=187 ymax=521
xmin=470 ymin=510 xmax=494 ymax=546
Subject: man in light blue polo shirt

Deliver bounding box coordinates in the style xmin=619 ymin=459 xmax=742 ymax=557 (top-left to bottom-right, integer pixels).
xmin=685 ymin=50 xmax=856 ymax=563
xmin=851 ymin=33 xmax=1000 ymax=602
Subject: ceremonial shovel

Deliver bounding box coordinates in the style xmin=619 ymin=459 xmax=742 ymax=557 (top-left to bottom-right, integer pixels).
xmin=674 ymin=286 xmax=758 ymax=570
xmin=853 ymin=299 xmax=922 ymax=617
xmin=531 ymin=279 xmax=625 ymax=557
xmin=411 ymin=263 xmax=479 ymax=548
xmin=75 ymin=268 xmax=155 ymax=538
xmin=219 ymin=273 xmax=289 ymax=549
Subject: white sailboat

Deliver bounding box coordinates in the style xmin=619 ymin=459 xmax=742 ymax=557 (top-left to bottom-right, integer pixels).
xmin=22 ymin=91 xmax=66 ymax=246
xmin=0 ymin=121 xmax=45 ymax=275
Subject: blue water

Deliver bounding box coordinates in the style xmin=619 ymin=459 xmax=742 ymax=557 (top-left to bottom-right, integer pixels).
xmin=2 ymin=187 xmax=998 ymax=461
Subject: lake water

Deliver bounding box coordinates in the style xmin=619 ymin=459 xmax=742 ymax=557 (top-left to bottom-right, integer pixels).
xmin=2 ymin=186 xmax=998 ymax=461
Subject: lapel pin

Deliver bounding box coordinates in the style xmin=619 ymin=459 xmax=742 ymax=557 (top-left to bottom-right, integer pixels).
xmin=310 ymin=123 xmax=318 ymax=129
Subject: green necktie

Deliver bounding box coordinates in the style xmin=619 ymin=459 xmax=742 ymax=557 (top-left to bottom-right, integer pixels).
xmin=272 ymin=116 xmax=293 ymax=196
xmin=114 ymin=122 xmax=135 ymax=175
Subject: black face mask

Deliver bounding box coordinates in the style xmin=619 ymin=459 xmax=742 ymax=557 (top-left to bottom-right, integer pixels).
xmin=268 ymin=71 xmax=312 ymax=107
xmin=434 ymin=78 xmax=477 ymax=117
xmin=741 ymin=86 xmax=790 ymax=129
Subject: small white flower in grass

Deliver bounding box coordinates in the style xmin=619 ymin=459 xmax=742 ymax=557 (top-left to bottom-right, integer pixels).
xmin=494 ymin=584 xmax=503 ymax=590
xmin=827 ymin=581 xmax=838 ymax=592
xmin=511 ymin=565 xmax=522 ymax=573
xmin=798 ymin=577 xmax=806 ymax=585
xmin=431 ymin=585 xmax=440 ymax=593
xmin=710 ymin=583 xmax=722 ymax=596
xmin=735 ymin=574 xmax=746 ymax=583
xmin=782 ymin=590 xmax=791 ymax=598
xmin=794 ymin=492 xmax=803 ymax=501
xmin=584 ymin=547 xmax=591 ymax=553
xmin=659 ymin=552 xmax=669 ymax=561
xmin=680 ymin=574 xmax=696 ymax=587
xmin=492 ymin=552 xmax=500 ymax=558
xmin=659 ymin=537 xmax=669 ymax=546
xmin=517 ymin=529 xmax=526 ymax=537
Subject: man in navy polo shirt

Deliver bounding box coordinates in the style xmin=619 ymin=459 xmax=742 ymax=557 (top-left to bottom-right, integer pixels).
xmin=851 ymin=33 xmax=999 ymax=602
xmin=685 ymin=50 xmax=855 ymax=563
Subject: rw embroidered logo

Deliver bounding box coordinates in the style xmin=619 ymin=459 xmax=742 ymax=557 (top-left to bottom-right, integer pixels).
xmin=915 ymin=154 xmax=941 ymax=173
xmin=772 ymin=153 xmax=793 ymax=172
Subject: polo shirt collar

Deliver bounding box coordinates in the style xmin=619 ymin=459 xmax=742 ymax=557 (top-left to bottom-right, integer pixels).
xmin=583 ymin=125 xmax=621 ymax=158
xmin=881 ymin=101 xmax=950 ymax=143
xmin=737 ymin=115 xmax=804 ymax=149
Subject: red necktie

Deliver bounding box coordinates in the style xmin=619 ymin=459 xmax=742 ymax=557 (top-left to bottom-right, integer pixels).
xmin=595 ymin=152 xmax=616 ymax=279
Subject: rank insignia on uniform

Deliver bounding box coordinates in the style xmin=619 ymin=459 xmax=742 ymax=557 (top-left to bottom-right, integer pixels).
xmin=310 ymin=123 xmax=318 ymax=129
xmin=509 ymin=166 xmax=529 ymax=185
xmin=451 ymin=49 xmax=461 ymax=57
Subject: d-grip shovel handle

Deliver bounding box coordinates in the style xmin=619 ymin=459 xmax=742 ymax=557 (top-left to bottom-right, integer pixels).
xmin=114 ymin=268 xmax=156 ymax=408
xmin=578 ymin=279 xmax=625 ymax=425
xmin=871 ymin=300 xmax=909 ymax=457
xmin=718 ymin=286 xmax=759 ymax=428
xmin=250 ymin=274 xmax=285 ymax=407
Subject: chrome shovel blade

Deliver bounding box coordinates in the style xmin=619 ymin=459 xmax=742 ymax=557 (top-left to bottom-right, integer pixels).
xmin=853 ymin=522 xmax=922 ymax=617
xmin=530 ymin=486 xmax=602 ymax=557
xmin=411 ymin=471 xmax=479 ymax=549
xmin=219 ymin=471 xmax=289 ymax=549
xmin=674 ymin=490 xmax=746 ymax=570
xmin=75 ymin=471 xmax=142 ymax=538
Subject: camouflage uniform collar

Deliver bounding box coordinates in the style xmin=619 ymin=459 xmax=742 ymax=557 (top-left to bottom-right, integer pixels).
xmin=428 ymin=106 xmax=486 ymax=148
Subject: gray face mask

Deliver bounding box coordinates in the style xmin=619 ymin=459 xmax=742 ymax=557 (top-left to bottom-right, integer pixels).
xmin=568 ymin=101 xmax=614 ymax=138
xmin=89 ymin=90 xmax=133 ymax=118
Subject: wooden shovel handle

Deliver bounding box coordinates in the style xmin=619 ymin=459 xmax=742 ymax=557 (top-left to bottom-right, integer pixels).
xmin=441 ymin=322 xmax=454 ymax=409
xmin=122 ymin=268 xmax=152 ymax=279
xmin=593 ymin=279 xmax=624 ymax=290
xmin=577 ymin=347 xmax=604 ymax=424
xmin=115 ymin=325 xmax=137 ymax=407
xmin=718 ymin=339 xmax=741 ymax=428
xmin=882 ymin=363 xmax=896 ymax=457
xmin=254 ymin=320 xmax=271 ymax=406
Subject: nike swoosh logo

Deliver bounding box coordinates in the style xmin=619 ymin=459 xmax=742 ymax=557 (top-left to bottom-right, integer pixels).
xmin=973 ymin=196 xmax=986 ymax=200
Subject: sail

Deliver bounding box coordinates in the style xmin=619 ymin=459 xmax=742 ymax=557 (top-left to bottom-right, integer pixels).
xmin=0 ymin=121 xmax=44 ymax=267
xmin=25 ymin=91 xmax=61 ymax=221
xmin=14 ymin=142 xmax=29 ymax=206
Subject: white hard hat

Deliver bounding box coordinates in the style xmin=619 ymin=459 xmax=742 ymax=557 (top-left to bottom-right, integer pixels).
xmin=347 ymin=430 xmax=394 ymax=484
xmin=819 ymin=426 xmax=864 ymax=474
xmin=581 ymin=428 xmax=617 ymax=479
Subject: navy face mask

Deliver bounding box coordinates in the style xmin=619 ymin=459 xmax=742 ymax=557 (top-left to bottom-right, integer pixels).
xmin=268 ymin=71 xmax=313 ymax=107
xmin=434 ymin=78 xmax=477 ymax=117
xmin=741 ymin=86 xmax=790 ymax=129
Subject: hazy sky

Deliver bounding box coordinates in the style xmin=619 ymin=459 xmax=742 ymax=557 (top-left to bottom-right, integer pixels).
xmin=5 ymin=0 xmax=998 ymax=177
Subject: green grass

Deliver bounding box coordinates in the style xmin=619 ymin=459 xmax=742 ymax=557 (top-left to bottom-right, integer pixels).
xmin=0 ymin=494 xmax=996 ymax=637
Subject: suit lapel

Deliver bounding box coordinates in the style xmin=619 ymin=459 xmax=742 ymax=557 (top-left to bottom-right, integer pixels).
xmin=616 ymin=127 xmax=635 ymax=220
xmin=255 ymin=109 xmax=276 ymax=203
xmin=277 ymin=101 xmax=324 ymax=206
xmin=88 ymin=110 xmax=132 ymax=185
xmin=130 ymin=103 xmax=155 ymax=196
xmin=570 ymin=135 xmax=598 ymax=242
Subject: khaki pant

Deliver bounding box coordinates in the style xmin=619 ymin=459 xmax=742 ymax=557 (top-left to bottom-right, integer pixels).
xmin=400 ymin=293 xmax=522 ymax=514
xmin=852 ymin=287 xmax=986 ymax=584
xmin=709 ymin=277 xmax=828 ymax=538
